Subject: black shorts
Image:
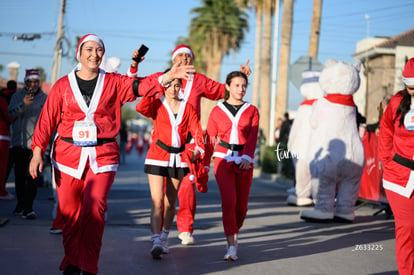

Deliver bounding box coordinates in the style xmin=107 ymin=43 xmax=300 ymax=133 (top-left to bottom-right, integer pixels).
xmin=144 ymin=165 xmax=190 ymax=180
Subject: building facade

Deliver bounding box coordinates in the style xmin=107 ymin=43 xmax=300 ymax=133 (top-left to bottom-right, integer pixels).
xmin=353 ymin=28 xmax=414 ymax=124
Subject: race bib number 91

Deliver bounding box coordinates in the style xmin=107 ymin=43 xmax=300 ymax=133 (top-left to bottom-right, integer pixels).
xmin=72 ymin=121 xmax=97 ymax=146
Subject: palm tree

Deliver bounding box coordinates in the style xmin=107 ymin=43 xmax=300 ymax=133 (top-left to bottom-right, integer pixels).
xmin=234 ymin=0 xmax=264 ymax=108
xmin=275 ymin=0 xmax=294 ymax=120
xmin=259 ymin=0 xmax=276 ymax=142
xmin=236 ymin=0 xmax=278 ymax=142
xmin=189 ymin=0 xmax=249 ymax=127
xmin=251 ymin=1 xmax=264 ymax=108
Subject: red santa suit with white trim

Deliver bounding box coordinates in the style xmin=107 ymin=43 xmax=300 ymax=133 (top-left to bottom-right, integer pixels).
xmin=135 ymin=95 xmax=204 ymax=171
xmin=174 ymin=71 xmax=224 ymax=238
xmin=129 ymin=45 xmax=225 ymax=242
xmin=379 ymin=57 xmax=414 ymax=275
xmin=31 ymin=34 xmax=165 ymax=274
xmin=204 ymin=101 xmax=259 ymax=236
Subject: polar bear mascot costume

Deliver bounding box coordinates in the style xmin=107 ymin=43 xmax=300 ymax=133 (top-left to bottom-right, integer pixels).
xmin=287 ymin=70 xmax=325 ymax=206
xmin=300 ymin=59 xmax=365 ymax=223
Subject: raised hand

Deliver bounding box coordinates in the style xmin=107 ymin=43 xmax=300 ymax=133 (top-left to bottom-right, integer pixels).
xmin=131 ymin=49 xmax=145 ymax=67
xmin=240 ymin=59 xmax=251 ymax=77
xmin=169 ymin=61 xmax=196 ymax=80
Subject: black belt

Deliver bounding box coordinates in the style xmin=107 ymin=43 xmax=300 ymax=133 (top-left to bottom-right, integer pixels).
xmin=393 ymin=153 xmax=414 ymax=170
xmin=185 ymin=132 xmax=193 ymax=144
xmin=156 ymin=140 xmax=185 ymax=154
xmin=219 ymin=140 xmax=244 ymax=152
xmin=60 ymin=137 xmax=115 ymax=146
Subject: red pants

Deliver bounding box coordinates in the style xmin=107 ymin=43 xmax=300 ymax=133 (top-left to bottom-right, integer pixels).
xmin=55 ymin=165 xmax=115 ymax=274
xmin=52 ymin=206 xmax=64 ymax=230
xmin=0 ymin=139 xmax=10 ymax=196
xmin=386 ymin=189 xmax=414 ymax=275
xmin=214 ymin=158 xmax=253 ymax=236
xmin=177 ymin=175 xmax=196 ymax=233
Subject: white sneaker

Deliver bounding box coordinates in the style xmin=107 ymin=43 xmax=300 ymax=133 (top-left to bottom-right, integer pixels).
xmin=296 ymin=197 xmax=314 ymax=207
xmin=287 ymin=195 xmax=314 ymax=206
xmin=178 ymin=232 xmax=195 ymax=245
xmin=160 ymin=237 xmax=169 ymax=254
xmin=151 ymin=242 xmax=163 ymax=259
xmin=224 ymin=245 xmax=238 ymax=261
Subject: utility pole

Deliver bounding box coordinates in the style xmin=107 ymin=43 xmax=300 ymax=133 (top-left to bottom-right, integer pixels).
xmin=308 ymin=0 xmax=322 ymax=58
xmin=365 ymin=14 xmax=370 ymax=38
xmin=51 ymin=0 xmax=66 ymax=85
xmin=269 ymin=0 xmax=281 ymax=146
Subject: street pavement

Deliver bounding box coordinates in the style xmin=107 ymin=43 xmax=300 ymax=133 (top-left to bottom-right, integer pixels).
xmin=0 ymin=150 xmax=398 ymax=275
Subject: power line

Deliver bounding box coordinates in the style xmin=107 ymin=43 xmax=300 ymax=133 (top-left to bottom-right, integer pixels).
xmin=0 ymin=32 xmax=55 ymax=37
xmin=0 ymin=51 xmax=53 ymax=57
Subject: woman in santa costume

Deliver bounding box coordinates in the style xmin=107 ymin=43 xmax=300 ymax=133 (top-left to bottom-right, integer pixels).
xmin=136 ymin=76 xmax=204 ymax=259
xmin=128 ymin=44 xmax=251 ymax=246
xmin=204 ymin=71 xmax=259 ymax=261
xmin=379 ymin=57 xmax=414 ymax=275
xmin=29 ymin=34 xmax=194 ymax=275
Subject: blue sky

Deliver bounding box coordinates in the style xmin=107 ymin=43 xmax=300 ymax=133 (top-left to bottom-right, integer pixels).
xmin=0 ymin=0 xmax=413 ymax=110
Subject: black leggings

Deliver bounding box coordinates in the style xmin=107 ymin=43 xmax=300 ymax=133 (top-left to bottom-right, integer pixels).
xmin=12 ymin=147 xmax=38 ymax=213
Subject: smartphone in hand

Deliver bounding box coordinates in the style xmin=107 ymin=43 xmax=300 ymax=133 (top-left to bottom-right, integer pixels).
xmin=27 ymin=88 xmax=35 ymax=97
xmin=132 ymin=44 xmax=149 ymax=63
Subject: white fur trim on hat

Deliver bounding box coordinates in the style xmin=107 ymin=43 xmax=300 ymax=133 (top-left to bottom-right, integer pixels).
xmin=172 ymin=45 xmax=194 ymax=61
xmin=300 ymin=70 xmax=325 ymax=99
xmin=24 ymin=69 xmax=40 ymax=82
xmin=301 ymin=71 xmax=320 ymax=85
xmin=403 ymin=77 xmax=414 ymax=86
xmin=76 ymin=34 xmax=105 ymax=62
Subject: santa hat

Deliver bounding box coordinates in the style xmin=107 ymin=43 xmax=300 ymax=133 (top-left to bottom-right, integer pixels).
xmin=24 ymin=69 xmax=40 ymax=82
xmin=172 ymin=44 xmax=194 ymax=62
xmin=301 ymin=70 xmax=320 ymax=85
xmin=181 ymin=144 xmax=208 ymax=193
xmin=76 ymin=34 xmax=105 ymax=62
xmin=402 ymin=57 xmax=414 ymax=86
xmin=300 ymin=70 xmax=324 ymax=99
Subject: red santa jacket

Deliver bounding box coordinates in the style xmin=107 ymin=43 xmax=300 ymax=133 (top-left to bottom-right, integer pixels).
xmin=134 ymin=71 xmax=225 ymax=119
xmin=379 ymin=90 xmax=414 ymax=198
xmin=136 ymin=96 xmax=204 ymax=168
xmin=205 ymin=102 xmax=259 ymax=165
xmin=31 ymin=68 xmax=165 ymax=179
